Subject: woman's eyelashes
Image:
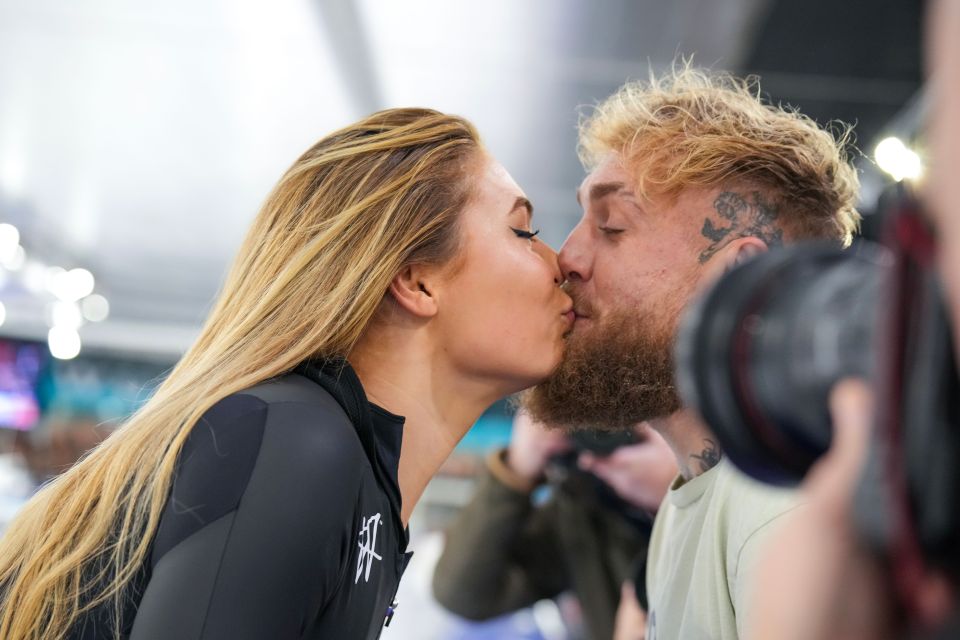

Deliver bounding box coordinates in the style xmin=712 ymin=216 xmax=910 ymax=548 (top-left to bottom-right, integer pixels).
xmin=510 ymin=227 xmax=541 ymax=240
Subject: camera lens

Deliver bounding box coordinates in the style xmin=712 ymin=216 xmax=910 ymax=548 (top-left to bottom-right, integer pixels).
xmin=675 ymin=242 xmax=892 ymax=484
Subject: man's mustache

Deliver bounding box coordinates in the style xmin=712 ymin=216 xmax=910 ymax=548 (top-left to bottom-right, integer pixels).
xmin=561 ymin=282 xmax=595 ymax=318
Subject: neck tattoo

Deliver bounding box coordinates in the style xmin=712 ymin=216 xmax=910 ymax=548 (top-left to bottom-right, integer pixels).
xmin=689 ymin=438 xmax=723 ymax=475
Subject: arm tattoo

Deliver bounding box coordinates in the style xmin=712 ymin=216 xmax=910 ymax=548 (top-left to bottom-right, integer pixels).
xmin=698 ymin=191 xmax=784 ymax=264
xmin=689 ymin=438 xmax=722 ymax=474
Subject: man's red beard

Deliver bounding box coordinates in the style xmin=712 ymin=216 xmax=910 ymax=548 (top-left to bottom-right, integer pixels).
xmin=522 ymin=300 xmax=684 ymax=433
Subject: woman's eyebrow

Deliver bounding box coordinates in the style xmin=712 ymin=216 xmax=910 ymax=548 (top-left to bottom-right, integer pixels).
xmin=509 ymin=196 xmax=534 ymax=222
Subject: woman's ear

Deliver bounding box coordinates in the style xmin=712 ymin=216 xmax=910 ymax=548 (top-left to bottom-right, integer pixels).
xmin=696 ymin=236 xmax=769 ymax=292
xmin=388 ymin=265 xmax=440 ymax=318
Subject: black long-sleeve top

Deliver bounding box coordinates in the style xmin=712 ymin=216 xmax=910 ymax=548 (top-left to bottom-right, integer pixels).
xmin=67 ymin=359 xmax=412 ymax=640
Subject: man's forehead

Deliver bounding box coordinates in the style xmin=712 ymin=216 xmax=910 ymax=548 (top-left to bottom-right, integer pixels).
xmin=581 ymin=155 xmax=631 ymax=188
xmin=577 ymin=157 xmax=639 ymax=205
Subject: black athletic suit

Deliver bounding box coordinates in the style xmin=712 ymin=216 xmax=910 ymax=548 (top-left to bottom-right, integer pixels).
xmin=68 ymin=359 xmax=412 ymax=639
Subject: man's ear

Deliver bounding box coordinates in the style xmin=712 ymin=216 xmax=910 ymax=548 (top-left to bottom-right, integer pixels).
xmin=388 ymin=265 xmax=440 ymax=319
xmin=697 ymin=236 xmax=769 ymax=291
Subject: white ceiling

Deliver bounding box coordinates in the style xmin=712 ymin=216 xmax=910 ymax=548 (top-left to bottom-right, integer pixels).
xmin=0 ymin=0 xmax=766 ymax=358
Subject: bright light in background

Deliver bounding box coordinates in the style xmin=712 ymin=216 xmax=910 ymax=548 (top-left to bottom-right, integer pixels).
xmin=0 ymin=0 xmax=357 ymax=338
xmin=4 ymin=245 xmax=25 ymax=271
xmin=0 ymin=105 xmax=27 ymax=199
xmin=0 ymin=151 xmax=24 ymax=198
xmin=49 ymin=300 xmax=84 ymax=329
xmin=0 ymin=301 xmax=6 ymax=327
xmin=0 ymin=223 xmax=20 ymax=264
xmin=48 ymin=326 xmax=81 ymax=360
xmin=875 ymin=136 xmax=923 ymax=182
xmin=44 ymin=266 xmax=65 ymax=292
xmin=49 ymin=267 xmax=95 ymax=302
xmin=81 ymin=294 xmax=110 ymax=322
xmin=66 ymin=177 xmax=100 ymax=252
xmin=356 ymin=0 xmax=539 ymax=163
xmin=22 ymin=260 xmax=46 ymax=293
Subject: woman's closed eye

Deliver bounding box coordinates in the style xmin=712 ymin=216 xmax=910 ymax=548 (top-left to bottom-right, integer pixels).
xmin=510 ymin=227 xmax=541 ymax=240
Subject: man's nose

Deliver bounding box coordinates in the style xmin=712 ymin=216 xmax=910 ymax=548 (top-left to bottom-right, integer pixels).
xmin=559 ymin=221 xmax=592 ymax=283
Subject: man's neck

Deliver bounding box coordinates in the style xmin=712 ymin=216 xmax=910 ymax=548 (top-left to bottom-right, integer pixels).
xmin=649 ymin=408 xmax=723 ymax=481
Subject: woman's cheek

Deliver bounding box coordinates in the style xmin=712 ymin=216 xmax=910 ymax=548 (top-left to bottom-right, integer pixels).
xmin=521 ymin=252 xmax=557 ymax=298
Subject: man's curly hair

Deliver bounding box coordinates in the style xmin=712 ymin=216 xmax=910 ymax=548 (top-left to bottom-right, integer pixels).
xmin=578 ymin=61 xmax=861 ymax=245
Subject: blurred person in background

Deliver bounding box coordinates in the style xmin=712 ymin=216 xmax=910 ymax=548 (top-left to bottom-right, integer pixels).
xmin=0 ymin=431 xmax=38 ymax=534
xmin=523 ymin=64 xmax=861 ymax=640
xmin=16 ymin=416 xmax=105 ymax=484
xmin=747 ymin=0 xmax=960 ymax=638
xmin=0 ymin=108 xmax=574 ymax=640
xmin=432 ymin=410 xmax=675 ymax=640
xmin=0 ymin=415 xmax=108 ymax=533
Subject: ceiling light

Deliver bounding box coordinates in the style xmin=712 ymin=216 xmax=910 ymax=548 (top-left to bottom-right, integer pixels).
xmin=875 ymin=136 xmax=922 ymax=182
xmin=49 ymin=300 xmax=84 ymax=329
xmin=0 ymin=224 xmax=20 ymax=264
xmin=4 ymin=245 xmax=25 ymax=271
xmin=81 ymin=294 xmax=110 ymax=323
xmin=48 ymin=326 xmax=81 ymax=360
xmin=50 ymin=267 xmax=96 ymax=302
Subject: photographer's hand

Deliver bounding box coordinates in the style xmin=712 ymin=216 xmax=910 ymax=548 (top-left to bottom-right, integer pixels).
xmin=613 ymin=581 xmax=647 ymax=640
xmin=747 ymin=380 xmax=895 ymax=640
xmin=505 ymin=410 xmax=572 ymax=486
xmin=928 ymin=0 xmax=960 ymax=362
xmin=578 ymin=424 xmax=677 ymax=513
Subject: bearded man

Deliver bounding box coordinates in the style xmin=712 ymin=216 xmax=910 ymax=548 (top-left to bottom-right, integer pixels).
xmin=525 ymin=65 xmax=861 ymax=640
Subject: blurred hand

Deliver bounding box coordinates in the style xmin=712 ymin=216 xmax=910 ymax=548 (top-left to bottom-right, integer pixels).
xmin=926 ymin=0 xmax=960 ymax=357
xmin=747 ymin=380 xmax=895 ymax=640
xmin=613 ymin=581 xmax=646 ymax=640
xmin=506 ymin=410 xmax=572 ymax=482
xmin=578 ymin=424 xmax=677 ymax=513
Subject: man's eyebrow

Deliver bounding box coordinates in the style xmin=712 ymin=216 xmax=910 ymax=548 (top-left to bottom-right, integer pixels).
xmin=510 ymin=196 xmax=534 ymax=220
xmin=576 ymin=181 xmax=627 ymax=206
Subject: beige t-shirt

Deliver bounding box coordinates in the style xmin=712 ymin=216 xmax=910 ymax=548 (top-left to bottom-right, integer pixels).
xmin=645 ymin=459 xmax=799 ymax=640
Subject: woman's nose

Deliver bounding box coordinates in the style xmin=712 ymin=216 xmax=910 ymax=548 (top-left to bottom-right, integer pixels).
xmin=535 ymin=239 xmax=564 ymax=285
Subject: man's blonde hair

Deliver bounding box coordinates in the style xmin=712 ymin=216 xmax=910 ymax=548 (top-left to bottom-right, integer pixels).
xmin=579 ymin=63 xmax=861 ymax=246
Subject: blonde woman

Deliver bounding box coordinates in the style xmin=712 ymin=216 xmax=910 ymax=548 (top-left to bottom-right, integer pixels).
xmin=0 ymin=108 xmax=574 ymax=640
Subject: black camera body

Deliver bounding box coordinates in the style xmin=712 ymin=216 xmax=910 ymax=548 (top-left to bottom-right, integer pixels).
xmin=568 ymin=428 xmax=639 ymax=457
xmin=675 ymin=195 xmax=960 ymax=589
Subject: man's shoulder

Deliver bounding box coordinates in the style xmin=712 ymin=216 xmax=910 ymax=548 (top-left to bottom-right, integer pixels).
xmin=712 ymin=460 xmax=799 ymax=546
xmin=644 ymin=461 xmax=799 ymax=639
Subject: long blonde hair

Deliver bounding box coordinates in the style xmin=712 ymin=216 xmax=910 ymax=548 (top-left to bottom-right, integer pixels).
xmin=0 ymin=108 xmax=482 ymax=640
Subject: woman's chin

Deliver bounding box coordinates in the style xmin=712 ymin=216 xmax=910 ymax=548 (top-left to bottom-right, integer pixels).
xmin=528 ymin=345 xmax=567 ymax=386
xmin=486 ymin=338 xmax=568 ymax=397
xmin=500 ymin=364 xmax=558 ymax=397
